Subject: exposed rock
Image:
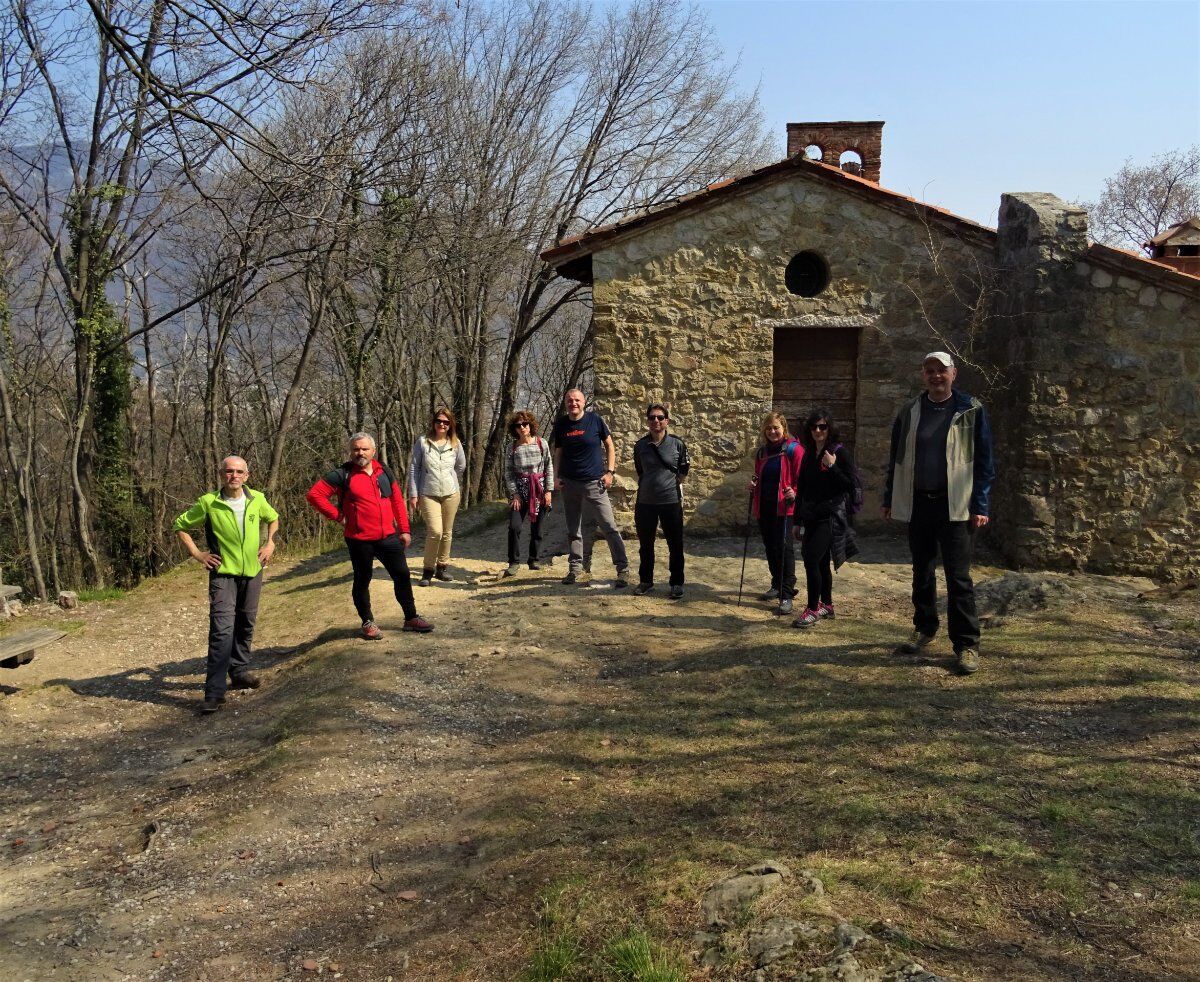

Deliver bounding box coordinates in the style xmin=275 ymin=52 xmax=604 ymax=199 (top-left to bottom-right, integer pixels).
xmin=975 ymin=572 xmax=1076 ymax=616
xmin=746 ymin=916 xmax=820 ymax=967
xmin=57 ymin=591 xmax=79 ymax=610
xmin=881 ymin=962 xmax=953 ymax=982
xmin=804 ymin=951 xmax=872 ymax=981
xmin=835 ymin=921 xmax=872 ymax=952
xmin=700 ymin=860 xmax=791 ymax=927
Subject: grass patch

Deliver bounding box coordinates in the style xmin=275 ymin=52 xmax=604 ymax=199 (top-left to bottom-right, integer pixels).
xmin=517 ymin=880 xmax=687 ymax=982
xmin=601 ymin=930 xmax=687 ymax=982
xmin=76 ymin=586 xmax=126 ymax=602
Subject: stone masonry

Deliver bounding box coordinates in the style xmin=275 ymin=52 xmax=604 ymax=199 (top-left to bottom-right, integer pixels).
xmin=586 ymin=165 xmax=992 ymax=535
xmin=990 ymin=193 xmax=1200 ymax=579
xmin=545 ymin=158 xmax=1200 ymax=580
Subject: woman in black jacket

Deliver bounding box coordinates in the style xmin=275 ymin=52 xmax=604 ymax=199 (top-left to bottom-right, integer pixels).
xmin=793 ymin=408 xmax=858 ymax=628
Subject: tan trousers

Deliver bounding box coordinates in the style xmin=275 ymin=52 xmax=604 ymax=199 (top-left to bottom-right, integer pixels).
xmin=419 ymin=492 xmax=460 ymax=569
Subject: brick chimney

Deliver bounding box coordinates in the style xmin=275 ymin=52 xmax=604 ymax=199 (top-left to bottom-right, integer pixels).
xmin=786 ymin=121 xmax=884 ymax=183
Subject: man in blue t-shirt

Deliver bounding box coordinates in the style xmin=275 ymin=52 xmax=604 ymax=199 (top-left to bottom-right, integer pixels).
xmin=552 ymin=389 xmax=629 ymax=586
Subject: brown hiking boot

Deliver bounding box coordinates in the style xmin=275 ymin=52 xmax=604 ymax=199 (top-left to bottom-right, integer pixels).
xmin=956 ymin=648 xmax=981 ymax=674
xmin=229 ymin=672 xmax=260 ymax=690
xmin=894 ymin=630 xmax=935 ymax=655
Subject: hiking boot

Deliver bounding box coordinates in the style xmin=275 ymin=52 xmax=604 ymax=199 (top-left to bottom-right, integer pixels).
xmin=895 ymin=630 xmax=935 ymax=655
xmin=528 ymin=560 xmax=541 ymax=570
xmin=503 ymin=563 xmax=521 ymax=577
xmin=759 ymin=587 xmax=780 ymax=601
xmin=229 ymin=672 xmax=260 ymax=690
xmin=362 ymin=620 xmax=382 ymax=640
xmin=403 ymin=616 xmax=434 ymax=633
xmin=418 ymin=569 xmax=433 ymax=587
xmin=434 ymin=565 xmax=453 ymax=582
xmin=561 ymin=570 xmax=580 ymax=585
xmin=956 ymin=648 xmax=981 ymax=675
xmin=793 ymin=608 xmax=819 ymax=628
xmin=199 ymin=698 xmax=222 ymax=714
xmin=777 ymin=597 xmax=793 ymax=615
xmin=634 ymin=582 xmax=653 ymax=596
xmin=614 ymin=568 xmax=630 ymax=588
xmin=669 ymin=585 xmax=684 ymax=600
xmin=817 ymin=602 xmax=835 ymax=619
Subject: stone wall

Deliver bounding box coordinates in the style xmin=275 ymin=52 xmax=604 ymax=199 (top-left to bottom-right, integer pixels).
xmin=988 ymin=193 xmax=1200 ymax=580
xmin=590 ymin=170 xmax=992 ymax=534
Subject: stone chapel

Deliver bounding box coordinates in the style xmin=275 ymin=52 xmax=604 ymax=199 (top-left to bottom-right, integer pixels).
xmin=541 ymin=122 xmax=1200 ymax=579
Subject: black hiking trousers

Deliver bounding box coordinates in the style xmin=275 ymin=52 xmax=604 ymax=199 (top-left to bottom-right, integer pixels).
xmin=345 ymin=534 xmax=418 ymax=624
xmin=758 ymin=512 xmax=796 ymax=597
xmin=907 ymin=492 xmax=980 ymax=652
xmin=800 ymin=519 xmax=834 ymax=611
xmin=635 ymin=502 xmax=685 ymax=586
xmin=507 ymin=501 xmax=544 ymax=565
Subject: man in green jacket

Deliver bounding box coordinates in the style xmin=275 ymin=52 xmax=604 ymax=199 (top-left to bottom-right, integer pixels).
xmin=174 ymin=455 xmax=279 ymax=713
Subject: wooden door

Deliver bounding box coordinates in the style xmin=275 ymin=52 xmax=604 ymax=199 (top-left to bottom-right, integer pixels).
xmin=772 ymin=327 xmax=859 ymax=447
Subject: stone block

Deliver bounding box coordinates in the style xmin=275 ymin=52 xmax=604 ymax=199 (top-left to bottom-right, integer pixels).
xmin=1091 ymin=269 xmax=1113 ymax=288
xmin=57 ymin=590 xmax=79 ymax=610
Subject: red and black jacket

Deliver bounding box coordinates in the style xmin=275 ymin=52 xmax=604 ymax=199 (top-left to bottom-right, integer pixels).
xmin=306 ymin=462 xmax=411 ymax=541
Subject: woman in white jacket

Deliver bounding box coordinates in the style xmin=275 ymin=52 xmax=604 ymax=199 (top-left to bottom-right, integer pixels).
xmin=407 ymin=407 xmax=467 ymax=586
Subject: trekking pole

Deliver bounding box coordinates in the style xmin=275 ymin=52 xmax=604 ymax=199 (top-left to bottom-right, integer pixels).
xmin=737 ymin=488 xmax=753 ymax=607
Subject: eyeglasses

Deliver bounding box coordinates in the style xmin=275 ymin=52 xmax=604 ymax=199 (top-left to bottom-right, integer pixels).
xmin=647 ymin=414 xmax=667 ymax=422
xmin=434 ymin=419 xmax=450 ymax=426
xmin=811 ymin=423 xmax=828 ymax=431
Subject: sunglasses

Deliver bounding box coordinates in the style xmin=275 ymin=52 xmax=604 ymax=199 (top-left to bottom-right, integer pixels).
xmin=811 ymin=423 xmax=828 ymax=431
xmin=515 ymin=421 xmax=531 ymax=428
xmin=434 ymin=419 xmax=451 ymax=426
xmin=647 ymin=414 xmax=667 ymax=421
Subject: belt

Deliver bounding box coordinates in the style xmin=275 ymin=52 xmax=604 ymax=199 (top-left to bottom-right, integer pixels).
xmin=915 ymin=490 xmax=948 ymax=499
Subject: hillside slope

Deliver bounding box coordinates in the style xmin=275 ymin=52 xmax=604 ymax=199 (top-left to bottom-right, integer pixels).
xmin=2 ymin=513 xmax=1199 ymax=981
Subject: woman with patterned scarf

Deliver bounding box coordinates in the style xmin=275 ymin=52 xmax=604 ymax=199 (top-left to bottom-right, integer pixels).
xmin=503 ymin=410 xmax=554 ymax=577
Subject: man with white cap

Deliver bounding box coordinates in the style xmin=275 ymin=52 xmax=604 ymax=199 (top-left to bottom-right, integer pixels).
xmin=882 ymin=351 xmax=995 ymax=674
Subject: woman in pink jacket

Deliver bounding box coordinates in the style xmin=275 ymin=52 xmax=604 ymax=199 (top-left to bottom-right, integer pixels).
xmin=748 ymin=412 xmax=804 ymax=615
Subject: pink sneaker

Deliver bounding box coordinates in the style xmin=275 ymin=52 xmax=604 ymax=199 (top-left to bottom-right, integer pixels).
xmin=362 ymin=620 xmax=382 ymax=640
xmin=792 ymin=608 xmax=819 ymax=628
xmin=817 ymin=602 xmax=835 ymax=619
xmin=403 ymin=616 xmax=434 ymax=633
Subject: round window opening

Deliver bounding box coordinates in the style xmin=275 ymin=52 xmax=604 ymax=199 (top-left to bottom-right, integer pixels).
xmin=785 ymin=251 xmax=830 ymax=297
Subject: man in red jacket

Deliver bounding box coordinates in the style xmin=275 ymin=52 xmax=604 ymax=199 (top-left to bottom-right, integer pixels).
xmin=307 ymin=432 xmax=434 ymax=639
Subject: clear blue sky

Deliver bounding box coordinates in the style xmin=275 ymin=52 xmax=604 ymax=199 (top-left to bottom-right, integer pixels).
xmin=699 ymin=0 xmax=1200 ymax=226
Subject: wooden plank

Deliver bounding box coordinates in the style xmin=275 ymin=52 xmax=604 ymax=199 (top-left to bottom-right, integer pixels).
xmin=0 ymin=628 xmax=66 ymax=669
xmin=773 ymin=325 xmax=861 ymax=452
xmin=773 ymin=380 xmax=857 ymax=402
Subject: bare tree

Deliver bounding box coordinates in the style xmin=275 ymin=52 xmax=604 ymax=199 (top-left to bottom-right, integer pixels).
xmin=1083 ymin=147 xmax=1200 ymax=252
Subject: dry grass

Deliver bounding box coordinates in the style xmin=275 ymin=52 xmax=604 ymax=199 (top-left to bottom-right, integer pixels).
xmin=2 ymin=523 xmax=1197 ymax=980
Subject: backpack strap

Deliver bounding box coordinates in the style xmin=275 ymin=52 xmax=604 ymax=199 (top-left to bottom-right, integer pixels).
xmin=332 ymin=461 xmax=393 ymax=497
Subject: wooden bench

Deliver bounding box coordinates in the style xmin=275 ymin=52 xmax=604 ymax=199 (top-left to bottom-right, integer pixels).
xmin=0 ymin=628 xmax=66 ymax=669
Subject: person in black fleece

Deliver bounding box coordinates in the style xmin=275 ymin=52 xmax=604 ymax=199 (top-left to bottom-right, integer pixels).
xmin=793 ymin=408 xmax=858 ymax=628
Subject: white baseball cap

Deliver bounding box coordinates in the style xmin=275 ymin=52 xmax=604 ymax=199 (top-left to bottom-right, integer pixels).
xmin=922 ymin=351 xmax=955 ymax=368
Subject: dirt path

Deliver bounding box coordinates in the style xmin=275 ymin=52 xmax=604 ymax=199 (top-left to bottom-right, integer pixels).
xmin=2 ymin=511 xmax=1199 ymax=981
